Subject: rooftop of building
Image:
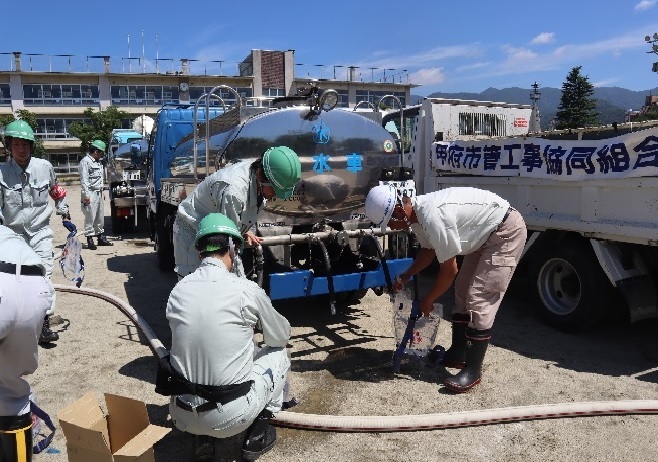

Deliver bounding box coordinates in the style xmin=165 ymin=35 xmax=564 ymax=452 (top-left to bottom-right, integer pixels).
xmin=0 ymin=50 xmax=414 ymax=86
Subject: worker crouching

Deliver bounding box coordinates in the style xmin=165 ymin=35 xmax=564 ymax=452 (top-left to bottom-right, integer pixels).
xmin=158 ymin=213 xmax=291 ymax=461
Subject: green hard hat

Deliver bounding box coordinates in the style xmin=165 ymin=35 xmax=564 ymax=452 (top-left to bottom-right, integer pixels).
xmin=4 ymin=120 xmax=35 ymax=142
xmin=262 ymin=146 xmax=302 ymax=200
xmin=195 ymin=213 xmax=244 ymax=251
xmin=91 ymin=139 xmax=106 ymax=152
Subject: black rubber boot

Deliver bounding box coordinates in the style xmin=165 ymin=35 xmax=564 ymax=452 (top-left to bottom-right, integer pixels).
xmin=192 ymin=434 xmax=215 ymax=461
xmin=443 ymin=327 xmax=491 ymax=393
xmin=242 ymin=410 xmax=276 ymax=461
xmin=86 ymin=236 xmax=97 ymax=250
xmin=0 ymin=413 xmax=33 ymax=462
xmin=439 ymin=313 xmax=470 ymax=369
xmin=39 ymin=315 xmax=59 ymax=344
xmin=97 ymin=234 xmax=113 ymax=246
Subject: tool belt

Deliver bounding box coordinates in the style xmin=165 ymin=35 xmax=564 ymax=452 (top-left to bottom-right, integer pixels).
xmin=155 ymin=355 xmax=253 ymax=405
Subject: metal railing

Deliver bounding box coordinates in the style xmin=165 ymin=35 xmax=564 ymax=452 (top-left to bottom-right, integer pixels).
xmin=0 ymin=51 xmax=411 ymax=84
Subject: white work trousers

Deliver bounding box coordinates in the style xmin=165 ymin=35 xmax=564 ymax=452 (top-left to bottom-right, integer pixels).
xmin=82 ymin=190 xmax=105 ymax=237
xmin=21 ymin=227 xmax=56 ymax=316
xmin=169 ymin=346 xmax=291 ymax=439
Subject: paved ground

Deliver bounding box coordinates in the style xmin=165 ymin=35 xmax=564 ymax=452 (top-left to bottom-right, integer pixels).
xmin=30 ymin=184 xmax=658 ymax=461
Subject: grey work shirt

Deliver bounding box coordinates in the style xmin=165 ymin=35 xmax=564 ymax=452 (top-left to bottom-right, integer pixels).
xmin=0 ymin=157 xmax=69 ymax=237
xmin=78 ymin=153 xmax=105 ymax=199
xmin=176 ymin=161 xmax=261 ymax=235
xmin=166 ymin=257 xmax=290 ymax=387
xmin=0 ymin=225 xmax=49 ymax=416
xmin=410 ymin=187 xmax=509 ymax=263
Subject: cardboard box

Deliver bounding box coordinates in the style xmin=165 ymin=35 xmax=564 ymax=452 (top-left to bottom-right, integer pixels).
xmin=58 ymin=392 xmax=171 ymax=462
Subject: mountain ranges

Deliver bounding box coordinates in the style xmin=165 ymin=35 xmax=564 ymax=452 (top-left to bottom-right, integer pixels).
xmin=413 ymin=86 xmax=658 ymax=130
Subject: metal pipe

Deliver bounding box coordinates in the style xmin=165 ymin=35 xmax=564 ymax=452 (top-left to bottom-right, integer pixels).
xmin=249 ymin=228 xmax=403 ymax=248
xmin=203 ymin=85 xmax=241 ymax=176
xmin=353 ymin=101 xmax=377 ymax=112
xmin=193 ymin=93 xmax=226 ymax=181
xmin=362 ymin=233 xmax=394 ymax=302
xmin=313 ymin=237 xmax=337 ymax=315
xmin=254 ymin=244 xmax=265 ymax=287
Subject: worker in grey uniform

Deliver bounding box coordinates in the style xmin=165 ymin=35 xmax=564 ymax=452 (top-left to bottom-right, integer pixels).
xmin=167 ymin=213 xmax=291 ymax=461
xmin=0 ymin=120 xmax=70 ymax=345
xmin=78 ymin=139 xmax=113 ymax=250
xmin=0 ymin=223 xmax=52 ymax=462
xmin=173 ymin=145 xmax=301 ymax=278
xmin=365 ymin=185 xmax=527 ymax=392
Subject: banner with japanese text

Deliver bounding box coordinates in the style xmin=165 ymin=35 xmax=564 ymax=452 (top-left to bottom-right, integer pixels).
xmin=431 ymin=127 xmax=658 ymax=180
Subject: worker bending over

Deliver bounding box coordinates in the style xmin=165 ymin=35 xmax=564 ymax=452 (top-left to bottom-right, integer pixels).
xmin=366 ymin=185 xmax=527 ymax=392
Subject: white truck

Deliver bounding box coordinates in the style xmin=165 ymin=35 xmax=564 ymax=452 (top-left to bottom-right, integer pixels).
xmin=383 ymin=98 xmax=658 ymax=330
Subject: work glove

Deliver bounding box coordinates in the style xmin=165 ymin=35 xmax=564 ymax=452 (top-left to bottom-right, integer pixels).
xmin=62 ymin=219 xmax=77 ymax=237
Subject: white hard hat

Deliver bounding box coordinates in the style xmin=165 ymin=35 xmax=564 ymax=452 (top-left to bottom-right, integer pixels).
xmin=365 ymin=184 xmax=398 ymax=233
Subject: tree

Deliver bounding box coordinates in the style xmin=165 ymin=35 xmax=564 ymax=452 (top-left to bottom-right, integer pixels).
xmin=554 ymin=66 xmax=599 ymax=130
xmin=67 ymin=106 xmax=129 ymax=154
xmin=0 ymin=109 xmax=46 ymax=158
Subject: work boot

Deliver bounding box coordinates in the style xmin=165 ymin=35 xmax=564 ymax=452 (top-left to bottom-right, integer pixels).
xmin=86 ymin=236 xmax=97 ymax=250
xmin=0 ymin=413 xmax=33 ymax=461
xmin=438 ymin=312 xmax=470 ymax=369
xmin=97 ymin=234 xmax=113 ymax=246
xmin=242 ymin=410 xmax=276 ymax=461
xmin=443 ymin=327 xmax=491 ymax=393
xmin=192 ymin=435 xmax=215 ymax=462
xmin=39 ymin=315 xmax=59 ymax=344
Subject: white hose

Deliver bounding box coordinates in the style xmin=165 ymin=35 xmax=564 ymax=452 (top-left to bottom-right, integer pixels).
xmin=272 ymin=400 xmax=658 ymax=432
xmin=54 ymin=284 xmax=168 ymax=359
xmin=54 ymin=284 xmax=658 ymax=433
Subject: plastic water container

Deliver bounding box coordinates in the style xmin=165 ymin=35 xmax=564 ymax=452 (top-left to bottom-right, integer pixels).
xmin=392 ymin=290 xmax=442 ymax=358
xmin=30 ymin=392 xmax=41 ymax=439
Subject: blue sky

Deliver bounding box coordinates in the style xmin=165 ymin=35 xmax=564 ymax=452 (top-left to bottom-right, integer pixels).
xmin=4 ymin=0 xmax=658 ymax=96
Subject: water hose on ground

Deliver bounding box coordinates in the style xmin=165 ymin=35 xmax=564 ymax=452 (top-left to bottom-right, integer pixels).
xmin=54 ymin=284 xmax=658 ymax=433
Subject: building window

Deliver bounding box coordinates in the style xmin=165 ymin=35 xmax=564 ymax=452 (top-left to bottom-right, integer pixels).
xmin=36 ymin=117 xmax=87 ymax=139
xmin=355 ymin=90 xmax=406 ymax=109
xmin=189 ymin=86 xmax=252 ymax=107
xmin=0 ymin=84 xmax=10 ymax=105
xmin=162 ymin=86 xmax=179 ymax=102
xmin=23 ymin=84 xmax=99 ymax=106
xmin=336 ymin=90 xmax=349 ymax=108
xmin=112 ymin=85 xmax=182 ymax=106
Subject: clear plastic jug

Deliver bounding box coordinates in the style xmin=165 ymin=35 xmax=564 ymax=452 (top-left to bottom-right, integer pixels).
xmin=392 ymin=289 xmax=442 ymax=358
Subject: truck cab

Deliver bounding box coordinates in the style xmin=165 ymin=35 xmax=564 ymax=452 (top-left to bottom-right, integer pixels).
xmin=145 ymin=103 xmax=223 ymax=268
xmin=105 ymin=129 xmax=149 ymax=234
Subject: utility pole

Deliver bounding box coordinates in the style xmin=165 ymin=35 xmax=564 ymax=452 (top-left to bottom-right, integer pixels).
xmin=529 ymin=82 xmax=542 ymax=133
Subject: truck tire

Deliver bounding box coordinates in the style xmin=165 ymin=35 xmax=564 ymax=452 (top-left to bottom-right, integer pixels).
xmin=155 ymin=210 xmax=175 ymax=271
xmin=530 ymin=238 xmax=614 ymax=331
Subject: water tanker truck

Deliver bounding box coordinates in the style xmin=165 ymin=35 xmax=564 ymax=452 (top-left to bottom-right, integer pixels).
xmin=148 ymin=85 xmax=414 ymax=311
